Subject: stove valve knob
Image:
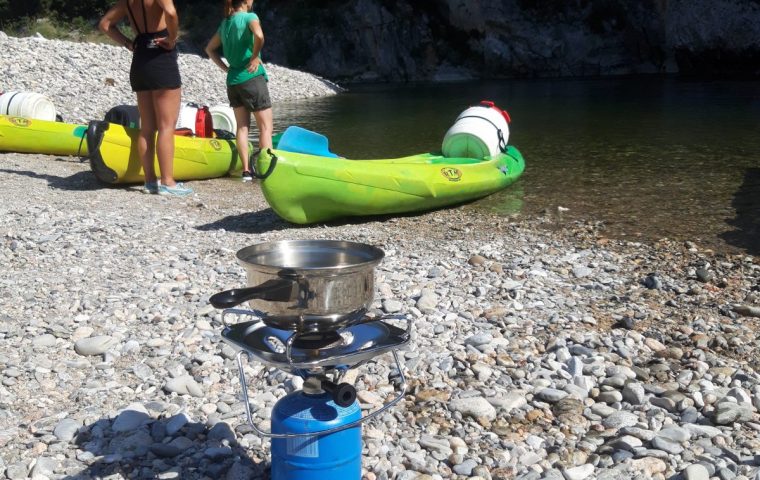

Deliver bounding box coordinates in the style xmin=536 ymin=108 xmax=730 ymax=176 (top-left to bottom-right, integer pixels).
xmin=322 ymin=380 xmax=356 ymax=408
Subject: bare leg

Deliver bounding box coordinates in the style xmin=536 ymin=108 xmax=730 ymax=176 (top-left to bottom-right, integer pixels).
xmin=234 ymin=106 xmax=251 ymax=172
xmin=136 ymin=91 xmax=157 ymax=183
xmin=253 ymin=107 xmax=273 ymax=150
xmin=152 ymin=87 xmax=181 ymax=186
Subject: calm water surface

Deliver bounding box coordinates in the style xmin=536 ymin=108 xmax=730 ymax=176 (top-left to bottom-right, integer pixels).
xmin=265 ymin=78 xmax=760 ymax=254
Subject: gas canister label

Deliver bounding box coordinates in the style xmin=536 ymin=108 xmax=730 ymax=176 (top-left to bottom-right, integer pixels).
xmin=287 ymin=436 xmax=319 ymax=458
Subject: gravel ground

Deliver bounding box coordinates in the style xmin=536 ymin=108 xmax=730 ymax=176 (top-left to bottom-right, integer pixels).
xmin=0 ymin=152 xmax=759 ymax=480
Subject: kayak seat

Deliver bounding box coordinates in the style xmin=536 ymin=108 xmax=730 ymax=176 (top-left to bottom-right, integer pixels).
xmin=277 ymin=125 xmax=339 ymax=158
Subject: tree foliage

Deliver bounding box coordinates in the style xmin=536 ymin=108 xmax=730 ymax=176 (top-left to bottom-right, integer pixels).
xmin=44 ymin=0 xmax=113 ymax=19
xmin=0 ymin=0 xmax=221 ymax=29
xmin=0 ymin=0 xmax=111 ymax=23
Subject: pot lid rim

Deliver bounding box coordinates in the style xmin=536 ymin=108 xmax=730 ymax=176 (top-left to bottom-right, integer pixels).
xmin=235 ymin=239 xmax=385 ymax=272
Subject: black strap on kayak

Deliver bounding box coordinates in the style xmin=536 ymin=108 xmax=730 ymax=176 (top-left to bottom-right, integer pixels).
xmin=250 ymin=148 xmax=278 ymax=179
xmin=61 ymin=114 xmax=88 ymax=158
xmin=458 ymin=114 xmax=508 ymax=154
xmin=2 ymin=92 xmax=20 ymax=115
xmin=213 ymin=129 xmax=235 ymax=140
xmin=76 ymin=132 xmax=86 ymax=158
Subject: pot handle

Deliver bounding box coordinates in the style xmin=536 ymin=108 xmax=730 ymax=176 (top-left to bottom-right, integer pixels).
xmin=209 ymin=279 xmax=295 ymax=309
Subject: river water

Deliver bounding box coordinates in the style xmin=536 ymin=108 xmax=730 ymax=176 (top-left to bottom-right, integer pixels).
xmin=268 ymin=77 xmax=760 ymax=254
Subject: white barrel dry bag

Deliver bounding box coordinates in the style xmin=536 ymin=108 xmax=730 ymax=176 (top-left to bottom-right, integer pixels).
xmin=0 ymin=91 xmax=57 ymax=121
xmin=209 ymin=105 xmax=237 ymax=134
xmin=176 ymin=102 xmax=200 ymax=133
xmin=442 ymin=100 xmax=511 ymax=159
xmin=176 ymin=102 xmax=213 ymax=137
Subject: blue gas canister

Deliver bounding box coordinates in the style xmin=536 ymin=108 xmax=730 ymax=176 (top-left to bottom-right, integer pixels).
xmin=271 ymin=391 xmax=362 ymax=480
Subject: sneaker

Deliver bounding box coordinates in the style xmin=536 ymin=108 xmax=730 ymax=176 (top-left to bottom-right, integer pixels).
xmin=241 ymin=171 xmax=253 ymax=182
xmin=158 ymin=182 xmax=193 ymax=197
xmin=143 ymin=180 xmax=159 ymax=194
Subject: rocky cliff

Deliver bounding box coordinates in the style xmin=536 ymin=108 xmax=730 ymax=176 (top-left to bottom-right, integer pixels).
xmin=251 ymin=0 xmax=760 ymax=82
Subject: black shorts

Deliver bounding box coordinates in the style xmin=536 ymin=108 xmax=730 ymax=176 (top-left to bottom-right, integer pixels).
xmin=130 ymin=32 xmax=182 ymax=92
xmin=227 ymin=76 xmax=271 ymax=112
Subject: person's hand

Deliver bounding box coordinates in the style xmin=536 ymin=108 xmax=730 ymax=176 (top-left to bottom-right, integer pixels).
xmin=155 ymin=36 xmax=177 ymax=50
xmin=247 ymin=57 xmax=261 ymax=73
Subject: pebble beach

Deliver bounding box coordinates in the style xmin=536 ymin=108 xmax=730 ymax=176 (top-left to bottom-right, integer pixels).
xmin=2 ymin=35 xmax=760 ymax=480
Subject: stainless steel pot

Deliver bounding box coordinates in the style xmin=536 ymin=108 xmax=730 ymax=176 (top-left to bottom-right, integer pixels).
xmin=209 ymin=240 xmax=385 ymax=332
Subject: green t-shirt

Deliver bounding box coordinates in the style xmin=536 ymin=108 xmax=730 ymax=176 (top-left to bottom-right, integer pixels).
xmin=218 ymin=12 xmax=267 ymax=85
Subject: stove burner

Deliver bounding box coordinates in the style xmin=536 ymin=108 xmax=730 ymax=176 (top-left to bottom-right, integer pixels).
xmin=291 ymin=331 xmax=344 ymax=350
xmin=220 ymin=316 xmax=411 ymax=372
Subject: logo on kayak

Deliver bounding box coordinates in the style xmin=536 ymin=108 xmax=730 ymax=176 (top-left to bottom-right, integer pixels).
xmin=441 ymin=167 xmax=462 ymax=182
xmin=209 ymin=139 xmax=222 ymax=151
xmin=9 ymin=117 xmax=30 ymax=128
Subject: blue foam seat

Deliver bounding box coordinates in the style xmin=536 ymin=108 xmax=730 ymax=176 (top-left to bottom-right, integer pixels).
xmin=277 ymin=125 xmax=339 ymax=158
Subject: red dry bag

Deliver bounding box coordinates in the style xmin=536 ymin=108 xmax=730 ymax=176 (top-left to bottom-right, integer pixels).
xmin=195 ymin=106 xmax=213 ymax=138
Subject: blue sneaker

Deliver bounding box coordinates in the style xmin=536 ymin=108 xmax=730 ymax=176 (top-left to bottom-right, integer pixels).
xmin=158 ymin=183 xmax=193 ymax=197
xmin=143 ymin=181 xmax=159 ymax=194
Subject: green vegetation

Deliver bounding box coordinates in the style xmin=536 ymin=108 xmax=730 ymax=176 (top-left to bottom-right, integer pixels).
xmin=0 ymin=0 xmax=225 ymax=47
xmin=0 ymin=0 xmax=123 ymax=42
xmin=2 ymin=16 xmax=111 ymax=42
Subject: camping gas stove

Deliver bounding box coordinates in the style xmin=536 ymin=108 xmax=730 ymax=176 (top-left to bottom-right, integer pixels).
xmin=208 ymin=240 xmax=412 ymax=479
xmin=218 ymin=307 xmax=411 ymax=480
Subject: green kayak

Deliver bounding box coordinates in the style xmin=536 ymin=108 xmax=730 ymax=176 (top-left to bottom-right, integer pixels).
xmin=254 ymin=127 xmax=525 ymax=224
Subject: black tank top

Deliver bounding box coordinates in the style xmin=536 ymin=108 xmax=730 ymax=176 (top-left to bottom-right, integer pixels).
xmin=127 ymin=0 xmax=170 ymax=50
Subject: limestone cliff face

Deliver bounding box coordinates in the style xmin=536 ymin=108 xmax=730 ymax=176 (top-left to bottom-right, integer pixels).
xmin=665 ymin=0 xmax=760 ymax=75
xmin=254 ymin=0 xmax=760 ymax=82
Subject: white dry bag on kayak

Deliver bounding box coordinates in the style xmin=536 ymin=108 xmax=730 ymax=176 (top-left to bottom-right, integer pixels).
xmin=209 ymin=105 xmax=237 ymax=134
xmin=176 ymin=102 xmax=213 ymax=137
xmin=442 ymin=100 xmax=511 ymax=159
xmin=0 ymin=91 xmax=57 ymax=121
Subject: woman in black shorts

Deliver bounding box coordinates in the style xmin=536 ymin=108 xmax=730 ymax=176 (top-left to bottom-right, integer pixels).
xmin=99 ymin=0 xmax=192 ymax=196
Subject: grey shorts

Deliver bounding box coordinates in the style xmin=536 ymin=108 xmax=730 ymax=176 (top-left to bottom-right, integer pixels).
xmin=227 ymin=76 xmax=272 ymax=112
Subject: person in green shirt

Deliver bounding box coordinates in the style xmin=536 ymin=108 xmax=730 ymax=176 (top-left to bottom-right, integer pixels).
xmin=205 ymin=0 xmax=273 ymax=182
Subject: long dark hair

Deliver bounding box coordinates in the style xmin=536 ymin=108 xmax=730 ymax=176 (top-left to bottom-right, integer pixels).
xmin=224 ymin=0 xmax=247 ymax=17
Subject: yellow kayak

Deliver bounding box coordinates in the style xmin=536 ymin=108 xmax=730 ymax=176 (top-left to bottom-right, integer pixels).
xmin=86 ymin=121 xmax=246 ymax=184
xmin=0 ymin=115 xmax=88 ymax=156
